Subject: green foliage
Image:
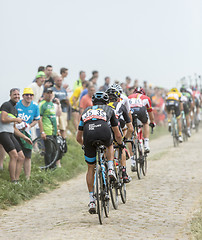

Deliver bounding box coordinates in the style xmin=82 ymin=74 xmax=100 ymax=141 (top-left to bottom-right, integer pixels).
xmin=191 ymin=202 xmax=202 ymax=240
xmin=0 ymin=135 xmax=86 ymax=209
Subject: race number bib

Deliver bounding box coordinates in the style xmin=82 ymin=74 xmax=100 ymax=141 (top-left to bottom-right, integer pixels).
xmin=82 ymin=108 xmax=107 ymax=122
xmin=129 ymin=98 xmax=143 ymax=108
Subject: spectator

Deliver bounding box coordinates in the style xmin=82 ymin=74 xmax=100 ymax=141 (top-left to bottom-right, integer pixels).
xmin=89 ymin=70 xmax=99 ymax=81
xmin=39 ymin=87 xmax=58 ymax=168
xmin=89 ymin=76 xmax=98 ymax=91
xmin=99 ymin=76 xmax=110 ymax=92
xmin=80 ymin=85 xmax=95 ymax=114
xmin=80 ymin=82 xmax=90 ymax=101
xmin=44 ymin=65 xmax=54 ymax=87
xmin=32 ymin=66 xmax=45 ymax=83
xmin=15 ymin=88 xmax=42 ymax=180
xmin=0 ymin=144 xmax=6 ymax=170
xmin=73 ymin=71 xmax=86 ymax=90
xmin=70 ymin=81 xmax=87 ymax=131
xmin=0 ymin=88 xmax=32 ymax=182
xmin=29 ymin=71 xmax=45 ymax=103
xmin=52 ymin=75 xmax=69 ymax=139
xmin=60 ymin=67 xmax=68 ymax=81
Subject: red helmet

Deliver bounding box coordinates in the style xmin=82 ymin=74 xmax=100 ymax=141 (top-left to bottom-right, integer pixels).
xmin=134 ymin=86 xmax=145 ymax=95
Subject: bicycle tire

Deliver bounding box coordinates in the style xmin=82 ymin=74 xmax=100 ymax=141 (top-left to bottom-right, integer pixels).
xmin=135 ymin=140 xmax=143 ymax=179
xmin=109 ymin=157 xmax=119 ymax=210
xmin=103 ymin=169 xmax=110 ymax=217
xmin=32 ymin=136 xmax=59 ymax=169
xmin=171 ymin=118 xmax=178 ymax=147
xmin=95 ymin=163 xmax=104 ymax=225
xmin=142 ymin=154 xmax=147 ymax=176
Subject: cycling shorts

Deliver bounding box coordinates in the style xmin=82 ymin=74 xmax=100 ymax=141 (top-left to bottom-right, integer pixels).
xmin=195 ymin=98 xmax=199 ymax=108
xmin=131 ymin=106 xmax=148 ymax=125
xmin=183 ymin=102 xmax=190 ymax=116
xmin=83 ymin=120 xmax=113 ymax=165
xmin=0 ymin=132 xmax=22 ymax=153
xmin=165 ymin=100 xmax=180 ymax=118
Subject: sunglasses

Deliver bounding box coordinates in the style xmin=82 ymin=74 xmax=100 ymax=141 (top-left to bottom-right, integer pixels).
xmin=24 ymin=94 xmax=34 ymax=96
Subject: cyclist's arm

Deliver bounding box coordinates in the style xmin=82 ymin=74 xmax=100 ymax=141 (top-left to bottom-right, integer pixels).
xmin=148 ymin=111 xmax=155 ymax=123
xmin=76 ymin=130 xmax=83 ymax=145
xmin=112 ymin=126 xmax=122 ymax=145
xmin=14 ymin=127 xmax=32 ymax=145
xmin=1 ymin=111 xmax=22 ymax=124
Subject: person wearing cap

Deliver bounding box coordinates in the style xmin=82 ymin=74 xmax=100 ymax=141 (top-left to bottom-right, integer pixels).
xmin=0 ymin=88 xmax=32 ymax=183
xmin=29 ymin=71 xmax=45 ymax=103
xmin=39 ymin=87 xmax=58 ymax=168
xmin=15 ymin=88 xmax=42 ymax=180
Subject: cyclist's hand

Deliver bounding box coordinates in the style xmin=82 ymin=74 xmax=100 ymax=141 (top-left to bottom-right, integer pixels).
xmin=149 ymin=122 xmax=156 ymax=128
xmin=41 ymin=132 xmax=46 ymax=140
xmin=23 ymin=136 xmax=32 ymax=145
xmin=15 ymin=118 xmax=23 ymax=124
xmin=118 ymin=142 xmax=126 ymax=149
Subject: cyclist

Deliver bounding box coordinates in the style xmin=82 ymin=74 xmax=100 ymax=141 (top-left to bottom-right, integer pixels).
xmin=165 ymin=88 xmax=183 ymax=142
xmin=106 ymin=87 xmax=133 ymax=183
xmin=76 ymin=92 xmax=124 ymax=214
xmin=180 ymin=86 xmax=192 ymax=137
xmin=192 ymin=87 xmax=201 ymax=122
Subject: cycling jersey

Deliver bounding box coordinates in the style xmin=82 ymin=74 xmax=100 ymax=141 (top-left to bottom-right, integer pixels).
xmin=16 ymin=100 xmax=40 ymax=125
xmin=78 ymin=105 xmax=118 ymax=130
xmin=39 ymin=100 xmax=57 ymax=135
xmin=165 ymin=91 xmax=182 ymax=102
xmin=108 ymin=101 xmax=131 ymax=124
xmin=0 ymin=100 xmax=17 ymax=133
xmin=119 ymin=94 xmax=131 ymax=113
xmin=128 ymin=93 xmax=153 ymax=112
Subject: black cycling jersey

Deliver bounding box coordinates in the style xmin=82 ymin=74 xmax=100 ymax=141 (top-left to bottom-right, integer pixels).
xmin=108 ymin=101 xmax=131 ymax=124
xmin=0 ymin=100 xmax=18 ymax=117
xmin=0 ymin=100 xmax=17 ymax=133
xmin=78 ymin=104 xmax=118 ymax=131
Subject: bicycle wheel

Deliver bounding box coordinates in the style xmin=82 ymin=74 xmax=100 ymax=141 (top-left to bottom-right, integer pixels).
xmin=95 ymin=163 xmax=104 ymax=224
xmin=32 ymin=136 xmax=59 ymax=169
xmin=109 ymin=159 xmax=119 ymax=210
xmin=118 ymin=165 xmax=126 ymax=204
xmin=103 ymin=169 xmax=110 ymax=217
xmin=171 ymin=119 xmax=178 ymax=147
xmin=135 ymin=141 xmax=143 ymax=179
xmin=142 ymin=154 xmax=147 ymax=176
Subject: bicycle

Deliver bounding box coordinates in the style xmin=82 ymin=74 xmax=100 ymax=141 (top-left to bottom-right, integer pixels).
xmin=171 ymin=107 xmax=179 ymax=147
xmin=32 ymin=136 xmax=59 ymax=169
xmin=109 ymin=144 xmax=126 ymax=210
xmin=127 ymin=113 xmax=148 ymax=179
xmin=92 ymin=140 xmax=110 ymax=225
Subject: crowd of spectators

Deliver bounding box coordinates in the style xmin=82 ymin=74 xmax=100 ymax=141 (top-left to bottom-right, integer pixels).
xmin=0 ymin=64 xmax=168 ymax=182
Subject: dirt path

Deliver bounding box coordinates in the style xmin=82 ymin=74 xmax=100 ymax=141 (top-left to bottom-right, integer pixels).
xmin=0 ymin=132 xmax=202 ymax=240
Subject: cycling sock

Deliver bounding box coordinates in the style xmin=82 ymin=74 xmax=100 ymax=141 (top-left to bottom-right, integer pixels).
xmin=108 ymin=160 xmax=114 ymax=170
xmin=179 ymin=132 xmax=182 ymax=136
xmin=89 ymin=192 xmax=95 ymax=202
xmin=130 ymin=156 xmax=136 ymax=165
xmin=144 ymin=138 xmax=149 ymax=147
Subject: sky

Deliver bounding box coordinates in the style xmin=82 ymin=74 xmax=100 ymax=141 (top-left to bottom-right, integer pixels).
xmin=0 ymin=0 xmax=201 ymax=103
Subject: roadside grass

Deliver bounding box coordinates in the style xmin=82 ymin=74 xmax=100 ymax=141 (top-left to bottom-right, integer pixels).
xmin=150 ymin=125 xmax=168 ymax=140
xmin=191 ymin=202 xmax=202 ymax=240
xmin=0 ymin=133 xmax=85 ymax=210
xmin=0 ymin=124 xmax=168 ymax=210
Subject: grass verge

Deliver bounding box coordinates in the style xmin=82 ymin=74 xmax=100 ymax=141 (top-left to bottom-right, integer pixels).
xmin=0 ymin=134 xmax=85 ymax=210
xmin=191 ymin=201 xmax=202 ymax=240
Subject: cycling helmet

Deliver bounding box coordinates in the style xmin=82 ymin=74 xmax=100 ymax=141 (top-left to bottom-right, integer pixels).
xmin=111 ymin=83 xmax=123 ymax=94
xmin=134 ymin=86 xmax=145 ymax=95
xmin=170 ymin=88 xmax=178 ymax=92
xmin=92 ymin=91 xmax=109 ymax=105
xmin=180 ymin=86 xmax=186 ymax=92
xmin=105 ymin=87 xmax=121 ymax=101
